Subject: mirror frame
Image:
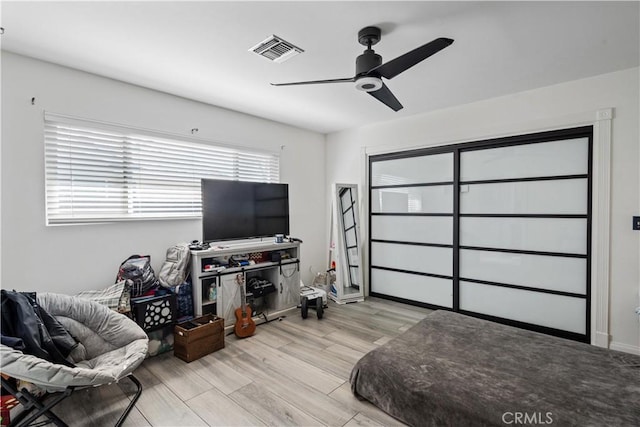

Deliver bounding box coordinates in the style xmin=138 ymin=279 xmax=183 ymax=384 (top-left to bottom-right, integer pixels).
xmin=329 ymin=183 xmax=365 ymax=304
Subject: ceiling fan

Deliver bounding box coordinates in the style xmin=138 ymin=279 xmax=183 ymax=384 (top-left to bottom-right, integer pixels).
xmin=271 ymin=26 xmax=453 ymax=112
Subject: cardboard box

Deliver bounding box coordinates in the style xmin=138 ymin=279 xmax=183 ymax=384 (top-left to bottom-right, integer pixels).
xmin=173 ymin=314 xmax=224 ymax=362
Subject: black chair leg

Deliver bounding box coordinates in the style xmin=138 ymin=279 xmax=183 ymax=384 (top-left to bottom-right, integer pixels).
xmin=115 ymin=374 xmax=142 ymax=427
xmin=1 ymin=377 xmax=70 ymax=427
xmin=2 ymin=374 xmax=142 ymax=427
xmin=11 ymin=392 xmax=70 ymax=427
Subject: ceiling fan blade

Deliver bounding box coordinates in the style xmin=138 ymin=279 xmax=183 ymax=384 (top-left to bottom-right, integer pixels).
xmin=371 ymin=37 xmax=454 ymax=80
xmin=271 ymin=77 xmax=355 ymax=87
xmin=368 ymin=83 xmax=403 ymax=111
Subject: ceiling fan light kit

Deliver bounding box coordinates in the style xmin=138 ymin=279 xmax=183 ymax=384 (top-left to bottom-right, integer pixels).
xmin=355 ymin=76 xmax=382 ymax=92
xmin=271 ymin=25 xmax=454 ymax=112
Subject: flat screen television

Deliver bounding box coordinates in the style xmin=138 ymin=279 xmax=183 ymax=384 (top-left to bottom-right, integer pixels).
xmin=201 ymin=179 xmax=290 ymax=242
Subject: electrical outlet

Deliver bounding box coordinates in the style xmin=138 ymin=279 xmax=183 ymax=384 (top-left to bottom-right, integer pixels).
xmin=633 ymin=216 xmax=640 ymax=231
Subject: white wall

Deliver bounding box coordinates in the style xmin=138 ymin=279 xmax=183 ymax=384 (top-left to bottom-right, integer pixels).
xmin=1 ymin=52 xmax=326 ymax=294
xmin=326 ymin=67 xmax=640 ymax=353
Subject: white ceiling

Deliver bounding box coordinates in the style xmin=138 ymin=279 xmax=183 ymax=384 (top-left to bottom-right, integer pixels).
xmin=2 ymin=1 xmax=639 ymax=134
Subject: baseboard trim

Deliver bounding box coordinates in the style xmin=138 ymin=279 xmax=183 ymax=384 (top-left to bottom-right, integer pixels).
xmin=609 ymin=341 xmax=640 ymax=355
xmin=593 ymin=331 xmax=610 ymax=348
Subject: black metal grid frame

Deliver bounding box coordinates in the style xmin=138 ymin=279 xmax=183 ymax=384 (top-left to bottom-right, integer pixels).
xmin=368 ymin=126 xmax=593 ymax=342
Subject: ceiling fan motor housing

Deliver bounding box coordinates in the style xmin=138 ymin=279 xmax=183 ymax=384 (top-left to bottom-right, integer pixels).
xmin=355 ymin=49 xmax=383 ymax=92
xmin=356 ymin=50 xmax=382 ymax=75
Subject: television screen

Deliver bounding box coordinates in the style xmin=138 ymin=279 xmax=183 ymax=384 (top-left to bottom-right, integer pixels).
xmin=202 ymin=179 xmax=290 ymax=242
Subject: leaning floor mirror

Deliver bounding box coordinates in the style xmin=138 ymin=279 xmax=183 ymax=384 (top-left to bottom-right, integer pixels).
xmin=329 ymin=183 xmax=365 ymax=304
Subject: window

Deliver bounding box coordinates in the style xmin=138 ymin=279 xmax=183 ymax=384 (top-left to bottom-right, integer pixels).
xmin=44 ymin=113 xmax=280 ymax=225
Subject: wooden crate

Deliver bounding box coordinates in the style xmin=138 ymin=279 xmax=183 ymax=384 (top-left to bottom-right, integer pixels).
xmin=173 ymin=314 xmax=224 ymax=362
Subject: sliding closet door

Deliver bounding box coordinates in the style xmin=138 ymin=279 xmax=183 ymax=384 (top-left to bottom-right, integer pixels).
xmin=368 ymin=127 xmax=592 ymax=342
xmin=458 ymin=136 xmax=591 ymax=340
xmin=369 ymin=151 xmax=454 ymax=308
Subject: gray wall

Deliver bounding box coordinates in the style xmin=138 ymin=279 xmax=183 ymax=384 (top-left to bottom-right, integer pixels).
xmin=326 ymin=67 xmax=640 ymax=354
xmin=1 ymin=52 xmax=326 ymax=294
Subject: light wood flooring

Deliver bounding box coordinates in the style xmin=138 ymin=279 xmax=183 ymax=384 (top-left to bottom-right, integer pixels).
xmin=23 ymin=297 xmax=431 ymax=426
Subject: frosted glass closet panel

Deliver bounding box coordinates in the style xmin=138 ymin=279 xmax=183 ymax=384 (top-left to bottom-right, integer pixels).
xmin=348 ymin=247 xmax=359 ymax=264
xmin=458 ymin=133 xmax=591 ymax=339
xmin=460 ymin=281 xmax=586 ymax=334
xmin=372 ymin=268 xmax=453 ymax=308
xmin=343 ymin=210 xmax=354 ymax=228
xmin=341 ymin=190 xmax=353 ymax=209
xmin=345 ymin=228 xmax=357 ymax=247
xmin=459 ymin=249 xmax=586 ymax=294
xmin=370 ymin=128 xmax=591 ymax=341
xmin=371 ymin=185 xmax=453 ymax=213
xmin=460 ymin=137 xmax=589 ymax=181
xmin=371 ymin=152 xmax=453 ymax=186
xmin=370 ymin=150 xmax=454 ymax=307
xmin=371 ymin=242 xmax=452 ymax=277
xmin=460 ymin=217 xmax=587 ymax=254
xmin=460 ymin=179 xmax=588 ymax=215
xmin=372 ymin=216 xmax=453 ymax=245
xmin=350 ymin=268 xmax=360 ymax=286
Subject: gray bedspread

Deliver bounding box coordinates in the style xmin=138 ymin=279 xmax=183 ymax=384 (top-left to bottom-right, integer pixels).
xmin=350 ymin=310 xmax=640 ymax=426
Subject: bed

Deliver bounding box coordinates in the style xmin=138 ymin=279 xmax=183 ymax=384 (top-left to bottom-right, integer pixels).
xmin=349 ymin=310 xmax=640 ymax=426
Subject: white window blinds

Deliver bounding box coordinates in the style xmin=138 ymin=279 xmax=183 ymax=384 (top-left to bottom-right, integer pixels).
xmin=44 ymin=113 xmax=280 ymax=225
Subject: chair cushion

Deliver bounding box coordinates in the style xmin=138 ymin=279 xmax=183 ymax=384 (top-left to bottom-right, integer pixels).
xmin=0 ymin=293 xmax=148 ymax=392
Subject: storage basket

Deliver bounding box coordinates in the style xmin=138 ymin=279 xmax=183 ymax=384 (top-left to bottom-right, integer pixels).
xmin=146 ymin=324 xmax=174 ymax=357
xmin=170 ymin=281 xmax=194 ymax=321
xmin=131 ymin=292 xmax=177 ymax=332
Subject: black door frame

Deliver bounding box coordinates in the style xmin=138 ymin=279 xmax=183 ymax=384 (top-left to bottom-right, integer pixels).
xmin=368 ymin=126 xmax=593 ymax=342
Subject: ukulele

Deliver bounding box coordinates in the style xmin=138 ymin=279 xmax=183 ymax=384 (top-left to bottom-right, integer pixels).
xmin=234 ymin=273 xmax=256 ymax=338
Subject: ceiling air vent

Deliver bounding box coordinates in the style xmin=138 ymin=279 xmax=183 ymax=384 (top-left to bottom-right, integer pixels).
xmin=249 ymin=35 xmax=304 ymax=63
